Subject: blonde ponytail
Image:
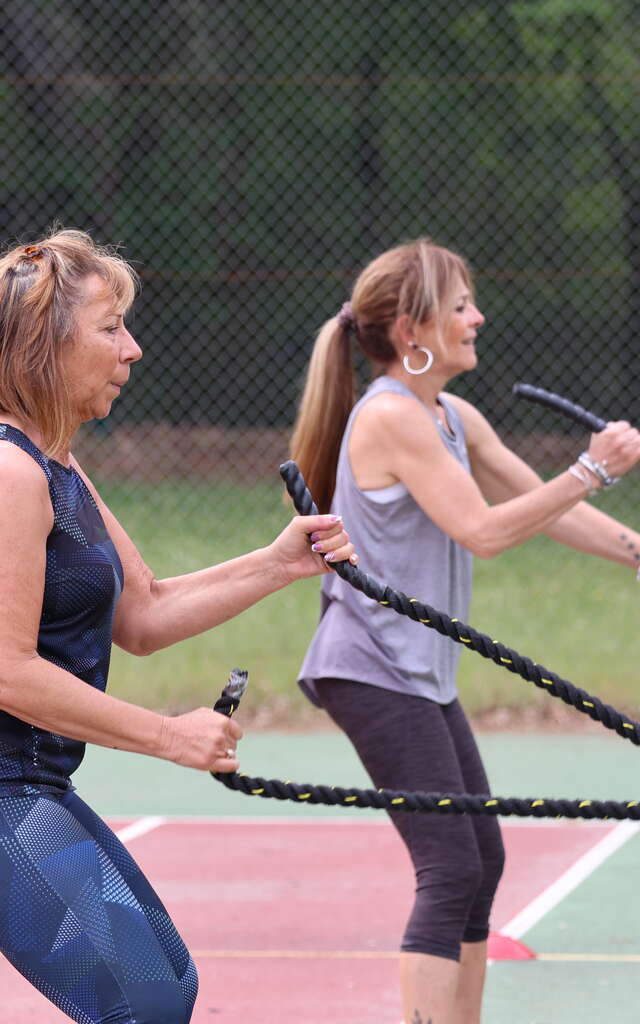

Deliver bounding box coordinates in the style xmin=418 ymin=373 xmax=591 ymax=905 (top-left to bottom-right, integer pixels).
xmin=289 ymin=237 xmax=473 ymax=513
xmin=289 ymin=317 xmax=355 ymax=514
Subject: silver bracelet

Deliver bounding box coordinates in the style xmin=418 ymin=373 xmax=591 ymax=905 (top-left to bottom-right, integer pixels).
xmin=577 ymin=451 xmax=620 ymax=488
xmin=567 ymin=462 xmax=598 ymax=496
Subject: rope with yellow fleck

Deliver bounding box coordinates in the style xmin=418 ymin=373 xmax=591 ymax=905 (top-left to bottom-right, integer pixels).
xmin=211 ymin=387 xmax=640 ymax=819
xmin=277 ymin=459 xmax=640 ymax=746
xmin=212 ymin=670 xmax=640 ymax=820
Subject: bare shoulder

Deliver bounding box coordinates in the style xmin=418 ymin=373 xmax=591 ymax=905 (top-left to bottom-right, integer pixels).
xmin=354 ymin=392 xmax=440 ymax=464
xmin=0 ymin=440 xmax=52 ymax=531
xmin=356 ymin=389 xmax=433 ymax=433
xmin=0 ymin=439 xmax=50 ymax=497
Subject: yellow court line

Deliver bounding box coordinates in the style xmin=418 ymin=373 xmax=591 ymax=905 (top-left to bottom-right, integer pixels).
xmin=192 ymin=950 xmax=399 ymax=959
xmin=536 ymin=953 xmax=640 ymax=963
xmin=192 ymin=949 xmax=640 ymax=963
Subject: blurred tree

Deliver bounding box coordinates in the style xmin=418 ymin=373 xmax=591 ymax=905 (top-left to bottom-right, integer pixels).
xmin=0 ymin=0 xmax=637 ymax=430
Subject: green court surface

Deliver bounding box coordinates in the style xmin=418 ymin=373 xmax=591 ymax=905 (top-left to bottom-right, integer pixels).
xmin=71 ymin=728 xmax=640 ymax=1023
xmin=484 ymin=821 xmax=640 ymax=1022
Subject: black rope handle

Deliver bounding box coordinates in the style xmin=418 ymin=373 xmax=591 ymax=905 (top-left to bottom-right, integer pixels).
xmin=211 ymin=674 xmax=640 ymax=821
xmin=512 ymin=383 xmax=607 ymax=433
xmin=279 ymin=460 xmax=640 ymax=746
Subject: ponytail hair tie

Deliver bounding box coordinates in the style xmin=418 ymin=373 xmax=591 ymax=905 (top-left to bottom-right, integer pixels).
xmin=22 ymin=246 xmax=45 ymax=263
xmin=337 ymin=301 xmax=355 ymax=331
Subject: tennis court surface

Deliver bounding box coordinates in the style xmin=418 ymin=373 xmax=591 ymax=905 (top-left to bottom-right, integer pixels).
xmin=3 ymin=730 xmax=640 ymax=1023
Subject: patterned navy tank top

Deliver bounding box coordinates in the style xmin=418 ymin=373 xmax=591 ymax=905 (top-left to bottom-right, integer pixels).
xmin=0 ymin=425 xmax=124 ymax=793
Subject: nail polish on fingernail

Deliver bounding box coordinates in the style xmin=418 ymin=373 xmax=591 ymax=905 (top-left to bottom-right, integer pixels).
xmin=311 ymin=542 xmax=322 ymax=552
xmin=310 ymin=532 xmax=321 ymax=542
xmin=324 ymin=551 xmax=336 ymax=562
xmin=330 ymin=514 xmax=343 ymax=522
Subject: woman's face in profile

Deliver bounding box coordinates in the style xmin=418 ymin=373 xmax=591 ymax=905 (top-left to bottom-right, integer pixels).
xmin=415 ymin=278 xmax=485 ymax=378
xmin=62 ymin=274 xmax=142 ymax=424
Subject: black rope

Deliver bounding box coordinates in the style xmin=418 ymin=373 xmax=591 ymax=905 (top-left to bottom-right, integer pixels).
xmin=211 ymin=675 xmax=640 ymax=821
xmin=210 ymin=386 xmax=640 ymax=819
xmin=214 ymin=768 xmax=640 ymax=822
xmin=279 ymin=460 xmax=640 ymax=747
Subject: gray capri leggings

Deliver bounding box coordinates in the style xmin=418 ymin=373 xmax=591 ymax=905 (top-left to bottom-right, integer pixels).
xmin=313 ymin=678 xmax=505 ymax=962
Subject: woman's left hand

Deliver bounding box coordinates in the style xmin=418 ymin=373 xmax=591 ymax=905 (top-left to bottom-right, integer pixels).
xmin=270 ymin=514 xmax=358 ymax=581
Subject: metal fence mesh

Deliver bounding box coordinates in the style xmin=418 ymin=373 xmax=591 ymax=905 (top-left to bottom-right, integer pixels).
xmin=2 ymin=1 xmax=639 ymax=549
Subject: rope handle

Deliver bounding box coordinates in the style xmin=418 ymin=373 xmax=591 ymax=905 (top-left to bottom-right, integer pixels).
xmin=512 ymin=383 xmax=607 ymax=433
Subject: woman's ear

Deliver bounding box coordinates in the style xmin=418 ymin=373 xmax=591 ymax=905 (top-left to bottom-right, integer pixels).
xmin=392 ymin=313 xmax=416 ymax=345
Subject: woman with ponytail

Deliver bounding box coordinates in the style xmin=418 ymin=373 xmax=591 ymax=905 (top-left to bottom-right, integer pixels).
xmin=290 ymin=237 xmax=640 ymax=1024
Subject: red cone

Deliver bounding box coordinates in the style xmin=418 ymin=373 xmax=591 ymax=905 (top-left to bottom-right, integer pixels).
xmin=487 ymin=932 xmax=536 ymax=960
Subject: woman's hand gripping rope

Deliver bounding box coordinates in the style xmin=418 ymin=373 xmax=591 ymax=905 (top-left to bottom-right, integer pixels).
xmin=209 ymin=668 xmax=248 ymax=775
xmin=513 ymin=382 xmax=640 ymax=489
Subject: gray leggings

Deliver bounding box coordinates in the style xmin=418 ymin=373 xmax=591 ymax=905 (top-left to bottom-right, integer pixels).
xmin=314 ymin=679 xmax=505 ymax=962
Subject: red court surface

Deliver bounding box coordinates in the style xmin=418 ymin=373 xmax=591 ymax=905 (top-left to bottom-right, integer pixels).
xmin=1 ymin=817 xmax=620 ymax=1024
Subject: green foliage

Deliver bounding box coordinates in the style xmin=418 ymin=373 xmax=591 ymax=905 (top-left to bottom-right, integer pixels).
xmin=2 ymin=0 xmax=639 ymax=428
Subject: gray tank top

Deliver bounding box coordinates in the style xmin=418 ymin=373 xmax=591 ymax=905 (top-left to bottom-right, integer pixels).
xmin=298 ymin=375 xmax=473 ymax=705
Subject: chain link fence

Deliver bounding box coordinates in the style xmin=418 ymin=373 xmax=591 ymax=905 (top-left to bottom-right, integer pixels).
xmin=2 ymin=0 xmax=639 ymax=555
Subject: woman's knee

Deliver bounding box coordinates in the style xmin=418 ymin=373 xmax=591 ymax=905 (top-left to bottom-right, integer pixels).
xmin=401 ymin=854 xmax=485 ymax=958
xmin=462 ymin=833 xmax=506 ymax=943
xmin=419 ymin=845 xmax=485 ymax=906
xmin=108 ymin=961 xmax=198 ymax=1024
xmin=115 ymin=991 xmax=194 ymax=1024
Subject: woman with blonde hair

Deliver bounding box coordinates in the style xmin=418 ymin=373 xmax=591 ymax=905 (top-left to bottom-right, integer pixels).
xmin=0 ymin=228 xmax=356 ymax=1023
xmin=290 ymin=237 xmax=640 ymax=1024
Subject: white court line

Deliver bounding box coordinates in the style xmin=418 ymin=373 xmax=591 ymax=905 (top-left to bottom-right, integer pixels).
xmin=114 ymin=815 xmax=167 ymax=844
xmin=500 ymin=820 xmax=640 ymax=940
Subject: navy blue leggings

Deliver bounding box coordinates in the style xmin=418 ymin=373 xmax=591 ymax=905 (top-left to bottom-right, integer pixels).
xmin=314 ymin=679 xmax=505 ymax=962
xmin=0 ymin=789 xmax=197 ymax=1023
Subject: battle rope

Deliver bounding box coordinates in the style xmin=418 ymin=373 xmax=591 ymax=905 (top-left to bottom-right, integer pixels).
xmin=211 ymin=386 xmax=640 ymax=819
xmin=212 ymin=671 xmax=640 ymax=821
xmin=278 ymin=462 xmax=640 ymax=746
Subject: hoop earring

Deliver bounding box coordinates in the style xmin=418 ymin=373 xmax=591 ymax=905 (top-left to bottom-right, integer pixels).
xmin=402 ymin=345 xmax=433 ymax=375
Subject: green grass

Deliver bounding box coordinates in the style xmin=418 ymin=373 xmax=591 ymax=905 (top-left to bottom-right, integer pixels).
xmin=99 ymin=479 xmax=640 ymax=725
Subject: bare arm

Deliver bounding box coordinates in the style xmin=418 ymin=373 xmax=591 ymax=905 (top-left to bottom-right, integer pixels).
xmin=0 ymin=444 xmax=241 ymax=772
xmin=465 ymin=408 xmax=640 ymax=568
xmin=349 ymin=391 xmax=640 ymax=559
xmin=72 ymin=459 xmax=354 ymax=656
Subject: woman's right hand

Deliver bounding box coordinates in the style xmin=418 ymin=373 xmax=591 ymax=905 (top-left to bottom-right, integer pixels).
xmin=158 ymin=707 xmax=243 ymax=772
xmin=586 ymin=421 xmax=640 ymax=483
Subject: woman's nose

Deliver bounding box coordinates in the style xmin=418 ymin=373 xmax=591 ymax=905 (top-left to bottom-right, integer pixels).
xmin=122 ymin=329 xmax=143 ymax=363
